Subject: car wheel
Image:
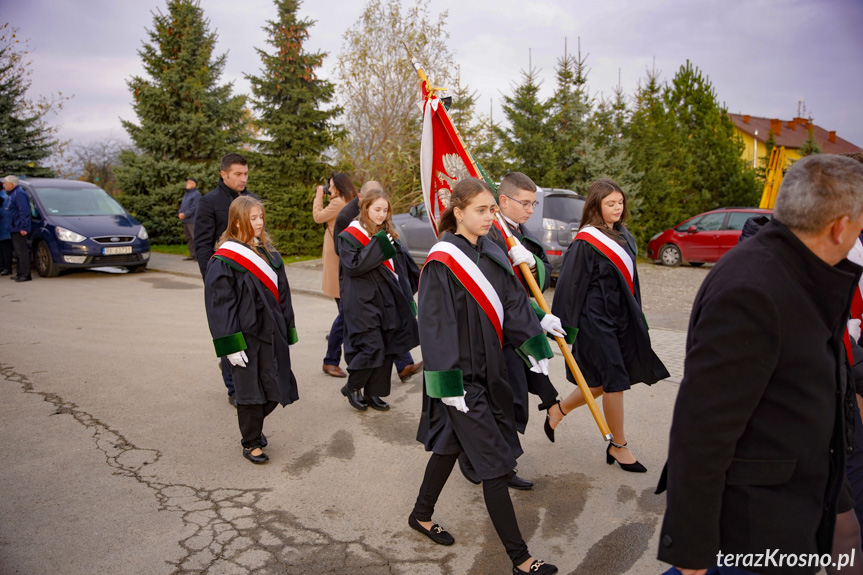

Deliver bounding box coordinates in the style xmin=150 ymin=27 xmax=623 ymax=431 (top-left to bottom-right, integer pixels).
xmin=690 ymin=262 xmax=705 ymax=267
xmin=35 ymin=242 xmax=60 ymax=277
xmin=659 ymin=244 xmax=682 ymax=267
xmin=127 ymin=263 xmax=148 ymax=273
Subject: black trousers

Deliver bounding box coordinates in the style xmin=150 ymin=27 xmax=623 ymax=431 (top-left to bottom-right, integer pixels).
xmin=11 ymin=233 xmax=30 ymax=279
xmin=182 ymin=222 xmax=195 ymax=258
xmin=237 ymin=401 xmax=278 ymax=449
xmin=347 ymin=356 xmax=394 ymax=397
xmin=0 ymin=239 xmax=12 ymax=273
xmin=412 ymin=452 xmax=531 ymax=566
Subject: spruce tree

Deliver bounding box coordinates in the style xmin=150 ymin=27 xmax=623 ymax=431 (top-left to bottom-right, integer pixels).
xmin=246 ymin=0 xmax=343 ymax=253
xmin=498 ymin=59 xmax=555 ymax=186
xmin=663 ymin=61 xmax=759 ymax=213
xmin=548 ymin=38 xmax=591 ymax=189
xmin=625 ymin=66 xmax=685 ymax=248
xmin=116 ymin=0 xmax=247 ymax=244
xmin=798 ymin=126 xmax=821 ymax=156
xmin=0 ymin=26 xmax=57 ymax=177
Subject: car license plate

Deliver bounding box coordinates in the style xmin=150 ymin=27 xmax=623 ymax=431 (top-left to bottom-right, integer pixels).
xmin=102 ymin=246 xmax=132 ymax=255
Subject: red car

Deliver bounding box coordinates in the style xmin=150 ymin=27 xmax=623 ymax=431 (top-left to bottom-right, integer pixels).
xmin=647 ymin=207 xmax=773 ymax=267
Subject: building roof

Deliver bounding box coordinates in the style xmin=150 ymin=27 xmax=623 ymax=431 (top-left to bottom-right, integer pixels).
xmin=728 ymin=113 xmax=862 ymax=154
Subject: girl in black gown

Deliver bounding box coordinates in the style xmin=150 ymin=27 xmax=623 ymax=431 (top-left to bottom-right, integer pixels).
xmin=337 ymin=188 xmax=419 ymax=411
xmin=204 ymin=196 xmax=299 ymax=464
xmin=547 ymin=179 xmax=668 ymax=472
xmin=409 ymin=178 xmax=559 ymax=575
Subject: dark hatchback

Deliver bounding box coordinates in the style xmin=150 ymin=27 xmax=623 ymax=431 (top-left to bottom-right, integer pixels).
xmin=392 ymin=188 xmax=585 ymax=278
xmin=19 ymin=178 xmax=150 ymax=277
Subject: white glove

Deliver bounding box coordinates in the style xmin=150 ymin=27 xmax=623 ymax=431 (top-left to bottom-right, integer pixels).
xmin=540 ymin=313 xmax=567 ymax=338
xmin=227 ymin=350 xmax=248 ymax=368
xmin=528 ymin=356 xmax=549 ymax=375
xmin=849 ymin=318 xmax=862 ymax=343
xmin=508 ymin=243 xmax=535 ymax=268
xmin=386 ymin=232 xmax=395 ymax=244
xmin=441 ymin=393 xmax=469 ymax=413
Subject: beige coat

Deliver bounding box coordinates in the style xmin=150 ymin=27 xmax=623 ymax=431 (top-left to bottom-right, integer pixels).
xmin=313 ymin=194 xmax=346 ymax=298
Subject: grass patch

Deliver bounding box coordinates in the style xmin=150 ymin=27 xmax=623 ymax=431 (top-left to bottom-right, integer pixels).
xmin=149 ymin=244 xmax=318 ymax=264
xmin=150 ymin=244 xmax=189 ymax=255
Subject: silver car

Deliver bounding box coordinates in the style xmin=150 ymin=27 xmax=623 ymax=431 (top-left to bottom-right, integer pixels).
xmin=392 ymin=187 xmax=585 ymax=278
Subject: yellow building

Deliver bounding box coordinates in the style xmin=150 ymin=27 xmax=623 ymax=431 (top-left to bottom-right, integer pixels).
xmin=728 ymin=113 xmax=862 ymax=168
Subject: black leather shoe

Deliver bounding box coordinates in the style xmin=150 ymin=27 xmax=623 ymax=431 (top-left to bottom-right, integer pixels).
xmin=606 ymin=442 xmax=647 ymax=473
xmin=364 ymin=395 xmax=390 ymax=411
xmin=0 ymin=270 xmax=9 ymax=276
xmin=408 ymin=513 xmax=454 ymax=546
xmin=513 ymin=559 xmax=558 ymax=574
xmin=507 ymin=471 xmax=534 ymax=491
xmin=15 ymin=276 xmax=31 ymax=282
xmin=458 ymin=453 xmax=481 ymax=485
xmin=243 ymin=447 xmax=269 ymax=464
xmin=259 ymin=433 xmax=267 ymax=448
xmin=341 ymin=384 xmax=368 ymax=411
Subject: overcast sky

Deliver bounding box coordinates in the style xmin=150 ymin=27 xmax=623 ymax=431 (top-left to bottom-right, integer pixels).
xmin=4 ymin=0 xmax=862 ymax=155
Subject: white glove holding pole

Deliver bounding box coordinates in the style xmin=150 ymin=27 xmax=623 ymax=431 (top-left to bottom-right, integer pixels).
xmin=540 ymin=313 xmax=567 ymax=338
xmin=441 ymin=393 xmax=469 ymax=413
xmin=508 ymin=243 xmax=535 ymax=269
xmin=227 ymin=350 xmax=248 ymax=368
xmin=528 ymin=356 xmax=549 ymax=375
xmin=850 ymin=318 xmax=862 ymax=343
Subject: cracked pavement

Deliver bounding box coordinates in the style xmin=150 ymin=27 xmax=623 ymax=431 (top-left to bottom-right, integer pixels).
xmin=0 ymin=255 xmax=697 ymax=574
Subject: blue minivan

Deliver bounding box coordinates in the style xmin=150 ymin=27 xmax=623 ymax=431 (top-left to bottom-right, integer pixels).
xmin=18 ymin=178 xmax=150 ymax=277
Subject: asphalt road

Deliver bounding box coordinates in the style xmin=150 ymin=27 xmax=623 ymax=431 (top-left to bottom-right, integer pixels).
xmin=0 ymin=255 xmax=700 ymax=575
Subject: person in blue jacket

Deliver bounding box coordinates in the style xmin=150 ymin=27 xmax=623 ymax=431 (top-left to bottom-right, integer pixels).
xmin=4 ymin=176 xmax=31 ymax=282
xmin=0 ymin=183 xmax=12 ymax=275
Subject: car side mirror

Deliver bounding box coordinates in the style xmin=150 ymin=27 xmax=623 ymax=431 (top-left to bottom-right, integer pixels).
xmin=409 ymin=205 xmax=419 ymax=217
xmin=686 ymin=225 xmax=698 ymax=233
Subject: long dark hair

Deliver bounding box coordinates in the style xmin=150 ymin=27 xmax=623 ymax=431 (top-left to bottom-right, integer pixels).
xmin=439 ymin=178 xmax=494 ymax=234
xmin=330 ymin=172 xmax=357 ymax=203
xmin=579 ymin=179 xmax=629 ymax=242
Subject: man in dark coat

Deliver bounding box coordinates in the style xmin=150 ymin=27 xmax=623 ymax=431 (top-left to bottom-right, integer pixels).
xmin=194 ymin=153 xmax=259 ymax=403
xmin=657 ymin=154 xmax=863 ymax=575
xmin=4 ymin=176 xmax=31 ymax=282
xmin=334 ymin=180 xmax=423 ymax=381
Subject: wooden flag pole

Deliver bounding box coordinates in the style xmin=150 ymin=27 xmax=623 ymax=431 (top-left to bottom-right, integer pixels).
xmin=492 ymin=211 xmax=613 ymax=441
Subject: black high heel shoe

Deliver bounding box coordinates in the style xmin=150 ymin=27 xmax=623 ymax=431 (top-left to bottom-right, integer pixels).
xmin=606 ymin=441 xmax=647 ymax=473
xmin=544 ymin=400 xmax=567 ymax=443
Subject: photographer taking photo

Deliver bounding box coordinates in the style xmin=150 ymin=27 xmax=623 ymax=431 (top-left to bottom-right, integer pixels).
xmin=314 ymin=172 xmax=357 ymax=378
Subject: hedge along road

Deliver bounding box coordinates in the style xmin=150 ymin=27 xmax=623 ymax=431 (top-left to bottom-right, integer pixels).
xmin=0 ymin=253 xmax=707 ymax=575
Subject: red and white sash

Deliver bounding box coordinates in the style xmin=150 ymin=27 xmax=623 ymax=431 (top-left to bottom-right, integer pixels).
xmin=843 ymin=236 xmax=863 ymax=361
xmin=574 ymin=226 xmax=635 ymax=295
xmin=425 ymin=241 xmax=504 ymax=346
xmin=213 ymin=240 xmax=279 ymax=300
xmin=341 ymin=221 xmax=398 ymax=278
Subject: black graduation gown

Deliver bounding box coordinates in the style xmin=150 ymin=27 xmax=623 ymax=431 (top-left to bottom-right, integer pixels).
xmin=551 ymin=225 xmax=668 ymax=391
xmin=416 ymin=233 xmax=553 ymax=480
xmin=338 ymin=225 xmax=420 ymax=396
xmin=204 ymin=243 xmax=299 ymax=406
xmin=487 ymin=222 xmax=558 ymax=432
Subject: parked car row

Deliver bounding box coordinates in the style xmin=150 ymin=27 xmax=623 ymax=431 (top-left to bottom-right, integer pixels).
xmin=13 ymin=178 xmax=150 ymax=277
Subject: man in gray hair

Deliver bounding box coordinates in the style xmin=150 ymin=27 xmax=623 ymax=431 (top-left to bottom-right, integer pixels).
xmin=3 ymin=175 xmax=31 ymax=282
xmin=657 ymin=154 xmax=863 ymax=575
